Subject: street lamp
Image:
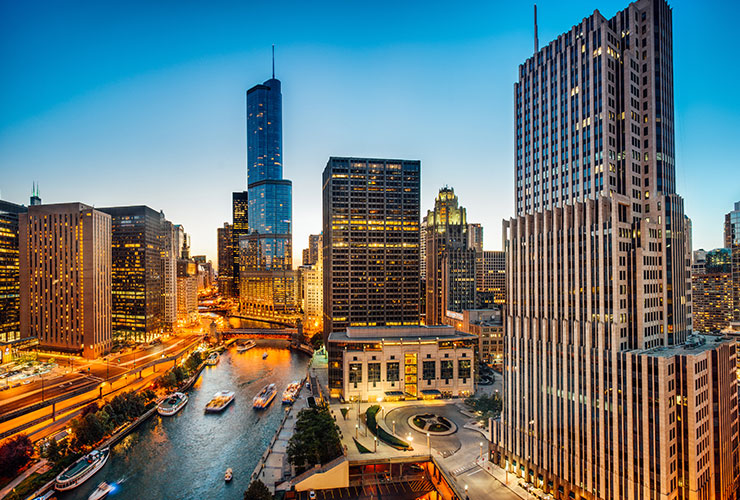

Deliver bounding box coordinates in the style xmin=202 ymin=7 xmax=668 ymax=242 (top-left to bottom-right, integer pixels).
xmin=392 ymin=420 xmax=396 ymax=436
xmin=427 ymin=432 xmax=431 ymax=456
xmin=374 ymin=436 xmax=377 ymax=453
xmin=355 ymin=424 xmax=359 ymax=439
xmin=479 ymin=442 xmax=483 ymax=461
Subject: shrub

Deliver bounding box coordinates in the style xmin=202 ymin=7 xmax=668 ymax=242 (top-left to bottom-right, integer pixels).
xmin=366 ymin=405 xmax=411 ymax=450
xmin=0 ymin=434 xmax=33 ymax=477
xmin=353 ymin=438 xmax=372 ymax=454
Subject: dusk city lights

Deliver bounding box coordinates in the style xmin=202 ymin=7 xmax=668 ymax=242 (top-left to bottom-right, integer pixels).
xmin=1 ymin=1 xmax=739 ymax=499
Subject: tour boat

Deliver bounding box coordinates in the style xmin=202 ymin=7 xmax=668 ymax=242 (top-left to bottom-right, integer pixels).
xmin=281 ymin=381 xmax=302 ymax=404
xmin=55 ymin=448 xmax=110 ymax=491
xmin=206 ymin=352 xmax=220 ymax=365
xmin=253 ymin=383 xmax=277 ymax=409
xmin=236 ymin=340 xmax=256 ymax=353
xmin=262 ymin=352 xmax=268 ymax=359
xmin=224 ymin=468 xmax=233 ymax=482
xmin=205 ymin=390 xmax=235 ymax=412
xmin=88 ymin=481 xmax=114 ymax=500
xmin=157 ymin=392 xmax=188 ymax=416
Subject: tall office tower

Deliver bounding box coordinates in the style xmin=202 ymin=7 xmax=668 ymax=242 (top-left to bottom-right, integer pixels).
xmin=161 ymin=220 xmax=177 ymax=330
xmin=176 ymin=259 xmax=198 ymax=320
xmin=300 ymin=235 xmax=323 ymax=333
xmin=467 ymin=223 xmax=484 ymax=252
xmin=302 ymin=234 xmax=321 ymax=266
xmin=692 ymin=248 xmax=733 ymax=333
xmin=424 ymin=187 xmax=477 ymax=325
xmin=174 ymin=225 xmax=186 ymax=259
xmin=726 ymin=201 xmax=740 ymax=328
xmin=231 ymin=191 xmax=248 ymax=297
xmin=29 ymin=183 xmax=41 ymax=206
xmin=217 ymin=222 xmax=234 ymax=296
xmin=0 ymin=200 xmax=27 ymax=362
xmin=491 ymin=1 xmax=739 ymax=499
xmin=419 ymin=219 xmax=428 ymax=324
xmin=100 ymin=206 xmax=167 ymax=342
xmin=322 ymin=157 xmax=421 ymax=349
xmin=475 ymin=250 xmax=506 ymax=309
xmin=19 ymin=203 xmax=111 ymax=359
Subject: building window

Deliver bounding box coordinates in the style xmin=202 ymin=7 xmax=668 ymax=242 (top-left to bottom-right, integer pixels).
xmin=386 ymin=362 xmax=400 ymax=382
xmin=349 ymin=363 xmax=362 ymax=388
xmin=441 ymin=360 xmax=453 ymax=381
xmin=422 ymin=361 xmax=436 ymax=381
xmin=458 ymin=359 xmax=471 ymax=380
xmin=368 ymin=362 xmax=381 ymax=387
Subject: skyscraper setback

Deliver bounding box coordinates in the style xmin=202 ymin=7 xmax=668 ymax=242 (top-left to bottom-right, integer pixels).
xmin=491 ymin=1 xmax=739 ymax=499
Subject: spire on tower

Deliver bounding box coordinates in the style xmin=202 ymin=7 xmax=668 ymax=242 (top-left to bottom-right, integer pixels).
xmin=534 ymin=4 xmax=539 ymax=54
xmin=272 ymin=44 xmax=275 ymax=79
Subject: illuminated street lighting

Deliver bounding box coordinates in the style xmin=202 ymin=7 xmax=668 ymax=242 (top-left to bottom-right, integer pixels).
xmin=374 ymin=436 xmax=377 ymax=452
xmin=427 ymin=432 xmax=431 ymax=456
xmin=356 ymin=424 xmax=359 ymax=439
xmin=479 ymin=442 xmax=483 ymax=461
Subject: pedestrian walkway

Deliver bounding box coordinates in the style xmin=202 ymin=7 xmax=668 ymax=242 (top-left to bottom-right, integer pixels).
xmin=0 ymin=459 xmax=48 ymax=499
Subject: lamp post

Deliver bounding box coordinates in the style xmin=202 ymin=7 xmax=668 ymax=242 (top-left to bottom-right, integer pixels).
xmin=374 ymin=436 xmax=377 ymax=453
xmin=465 ymin=484 xmax=469 ymax=500
xmin=427 ymin=432 xmax=431 ymax=456
xmin=479 ymin=442 xmax=483 ymax=461
xmin=356 ymin=424 xmax=359 ymax=439
xmin=392 ymin=420 xmax=396 ymax=436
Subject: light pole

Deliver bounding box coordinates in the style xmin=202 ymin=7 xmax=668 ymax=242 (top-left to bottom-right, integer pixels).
xmin=392 ymin=420 xmax=396 ymax=436
xmin=374 ymin=436 xmax=377 ymax=453
xmin=356 ymin=424 xmax=359 ymax=439
xmin=479 ymin=442 xmax=483 ymax=461
xmin=427 ymin=432 xmax=431 ymax=456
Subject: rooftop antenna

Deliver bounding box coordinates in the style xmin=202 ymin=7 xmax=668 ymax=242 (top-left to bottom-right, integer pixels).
xmin=534 ymin=4 xmax=539 ymax=54
xmin=272 ymin=44 xmax=275 ymax=79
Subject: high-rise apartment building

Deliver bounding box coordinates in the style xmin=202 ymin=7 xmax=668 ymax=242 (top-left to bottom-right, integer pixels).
xmin=176 ymin=259 xmax=198 ymax=321
xmin=217 ymin=222 xmax=234 ymax=296
xmin=692 ymin=248 xmax=733 ymax=333
xmin=475 ymin=250 xmax=506 ymax=309
xmin=322 ymin=157 xmax=421 ymax=352
xmin=491 ymin=1 xmax=738 ymax=499
xmin=467 ymin=223 xmax=483 ymax=252
xmin=302 ymin=234 xmax=321 ymax=266
xmin=725 ymin=201 xmax=740 ymax=328
xmin=100 ymin=206 xmax=169 ymax=341
xmin=231 ymin=191 xmax=248 ymax=297
xmin=161 ymin=220 xmax=177 ymax=330
xmin=424 ymin=187 xmax=477 ymax=325
xmin=0 ymin=200 xmax=27 ymax=361
xmin=19 ymin=203 xmax=111 ymax=358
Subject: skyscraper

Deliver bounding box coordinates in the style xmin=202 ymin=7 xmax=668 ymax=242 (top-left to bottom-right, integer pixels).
xmin=19 ymin=203 xmax=111 ymax=359
xmin=0 ymin=200 xmax=27 ymax=362
xmin=424 ymin=187 xmax=477 ymax=325
xmin=474 ymin=250 xmax=506 ymax=308
xmin=231 ymin=191 xmax=248 ymax=297
xmin=491 ymin=1 xmax=739 ymax=499
xmin=467 ymin=223 xmax=483 ymax=252
xmin=322 ymin=157 xmax=421 ymax=351
xmin=725 ymin=201 xmax=740 ymax=328
xmin=692 ymin=248 xmax=733 ymax=333
xmin=217 ymin=222 xmax=234 ymax=296
xmin=302 ymin=234 xmax=321 ymax=266
xmin=100 ymin=206 xmax=169 ymax=342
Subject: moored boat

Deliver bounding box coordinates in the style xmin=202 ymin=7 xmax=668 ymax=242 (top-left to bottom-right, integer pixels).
xmin=55 ymin=448 xmax=110 ymax=491
xmin=88 ymin=481 xmax=114 ymax=500
xmin=262 ymin=352 xmax=268 ymax=359
xmin=236 ymin=340 xmax=256 ymax=353
xmin=225 ymin=468 xmax=233 ymax=481
xmin=205 ymin=390 xmax=235 ymax=412
xmin=206 ymin=352 xmax=220 ymax=365
xmin=281 ymin=381 xmax=301 ymax=404
xmin=253 ymin=383 xmax=277 ymax=409
xmin=157 ymin=392 xmax=188 ymax=416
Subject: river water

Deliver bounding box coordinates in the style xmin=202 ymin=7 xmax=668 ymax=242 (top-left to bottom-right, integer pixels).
xmin=59 ymin=342 xmax=310 ymax=500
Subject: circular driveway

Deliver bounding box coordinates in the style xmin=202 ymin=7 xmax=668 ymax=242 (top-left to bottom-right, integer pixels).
xmin=383 ymin=403 xmax=469 ymax=457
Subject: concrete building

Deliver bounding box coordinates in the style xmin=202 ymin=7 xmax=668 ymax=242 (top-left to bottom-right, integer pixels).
xmin=217 ymin=222 xmax=234 ymax=296
xmin=231 ymin=191 xmax=248 ymax=297
xmin=322 ymin=157 xmax=421 ymax=346
xmin=19 ymin=203 xmax=111 ymax=358
xmin=444 ymin=307 xmax=504 ymax=367
xmin=726 ymin=201 xmax=740 ymax=329
xmin=490 ymin=1 xmax=738 ymax=499
xmin=302 ymin=234 xmax=321 ymax=266
xmin=300 ymin=234 xmax=323 ymax=333
xmin=475 ymin=250 xmax=506 ymax=309
xmin=161 ymin=220 xmax=177 ymax=330
xmin=176 ymin=259 xmax=198 ymax=322
xmin=424 ymin=187 xmax=477 ymax=325
xmin=467 ymin=223 xmax=483 ymax=252
xmin=327 ymin=325 xmax=476 ymax=401
xmin=692 ymin=248 xmax=733 ymax=333
xmin=0 ymin=200 xmax=27 ymax=362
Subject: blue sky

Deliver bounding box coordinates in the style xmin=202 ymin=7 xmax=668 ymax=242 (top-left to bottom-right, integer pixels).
xmin=1 ymin=0 xmax=738 ymax=264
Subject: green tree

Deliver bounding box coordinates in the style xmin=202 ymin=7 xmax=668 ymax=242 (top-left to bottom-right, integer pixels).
xmin=287 ymin=406 xmax=342 ymax=473
xmin=310 ymin=334 xmax=323 ymax=350
xmin=0 ymin=434 xmax=33 ymax=477
xmin=244 ymin=479 xmax=273 ymax=500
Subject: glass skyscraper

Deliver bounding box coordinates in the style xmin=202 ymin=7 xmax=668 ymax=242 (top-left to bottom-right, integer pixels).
xmin=245 ymin=76 xmax=292 ymax=271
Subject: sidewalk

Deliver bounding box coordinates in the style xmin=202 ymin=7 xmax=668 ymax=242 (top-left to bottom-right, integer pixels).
xmin=0 ymin=459 xmax=48 ymax=499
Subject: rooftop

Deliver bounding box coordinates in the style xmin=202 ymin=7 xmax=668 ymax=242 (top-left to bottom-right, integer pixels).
xmin=329 ymin=325 xmax=476 ymax=343
xmin=636 ymin=334 xmax=736 ymax=358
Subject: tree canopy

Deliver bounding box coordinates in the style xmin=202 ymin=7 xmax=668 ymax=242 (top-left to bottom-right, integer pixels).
xmin=244 ymin=479 xmax=273 ymax=500
xmin=286 ymin=405 xmax=342 ymax=473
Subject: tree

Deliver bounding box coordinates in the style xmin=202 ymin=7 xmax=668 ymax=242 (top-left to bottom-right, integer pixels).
xmin=310 ymin=334 xmax=323 ymax=350
xmin=244 ymin=479 xmax=272 ymax=500
xmin=0 ymin=434 xmax=33 ymax=477
xmin=287 ymin=406 xmax=342 ymax=473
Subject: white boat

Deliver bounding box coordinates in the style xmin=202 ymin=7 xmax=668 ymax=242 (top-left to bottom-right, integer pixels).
xmin=88 ymin=481 xmax=114 ymax=500
xmin=205 ymin=390 xmax=235 ymax=412
xmin=236 ymin=340 xmax=256 ymax=353
xmin=262 ymin=352 xmax=268 ymax=359
xmin=253 ymin=383 xmax=277 ymax=409
xmin=206 ymin=352 xmax=220 ymax=365
xmin=55 ymin=448 xmax=110 ymax=491
xmin=281 ymin=381 xmax=301 ymax=404
xmin=225 ymin=468 xmax=233 ymax=481
xmin=157 ymin=392 xmax=188 ymax=416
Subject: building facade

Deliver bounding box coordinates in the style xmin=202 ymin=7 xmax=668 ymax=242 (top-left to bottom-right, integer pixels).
xmin=161 ymin=220 xmax=177 ymax=330
xmin=0 ymin=200 xmax=27 ymax=361
xmin=725 ymin=201 xmax=740 ymax=328
xmin=424 ymin=187 xmax=477 ymax=325
xmin=444 ymin=307 xmax=504 ymax=367
xmin=327 ymin=325 xmax=476 ymax=401
xmin=217 ymin=222 xmax=234 ymax=296
xmin=231 ymin=191 xmax=248 ymax=297
xmin=467 ymin=223 xmax=484 ymax=252
xmin=100 ymin=206 xmax=168 ymax=342
xmin=491 ymin=1 xmax=738 ymax=499
xmin=176 ymin=259 xmax=198 ymax=321
xmin=19 ymin=203 xmax=111 ymax=358
xmin=322 ymin=157 xmax=421 ymax=346
xmin=475 ymin=250 xmax=506 ymax=309
xmin=300 ymin=234 xmax=323 ymax=332
xmin=692 ymin=248 xmax=733 ymax=333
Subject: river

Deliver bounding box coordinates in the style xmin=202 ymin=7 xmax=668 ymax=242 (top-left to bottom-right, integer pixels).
xmin=59 ymin=342 xmax=310 ymax=500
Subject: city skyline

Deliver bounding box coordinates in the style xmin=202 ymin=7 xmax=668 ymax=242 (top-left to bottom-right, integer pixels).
xmin=1 ymin=1 xmax=738 ymax=265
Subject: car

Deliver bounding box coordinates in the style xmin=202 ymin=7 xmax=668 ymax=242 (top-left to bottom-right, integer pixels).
xmin=309 ymin=491 xmax=316 ymax=499
xmin=407 ymin=464 xmax=424 ymax=473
